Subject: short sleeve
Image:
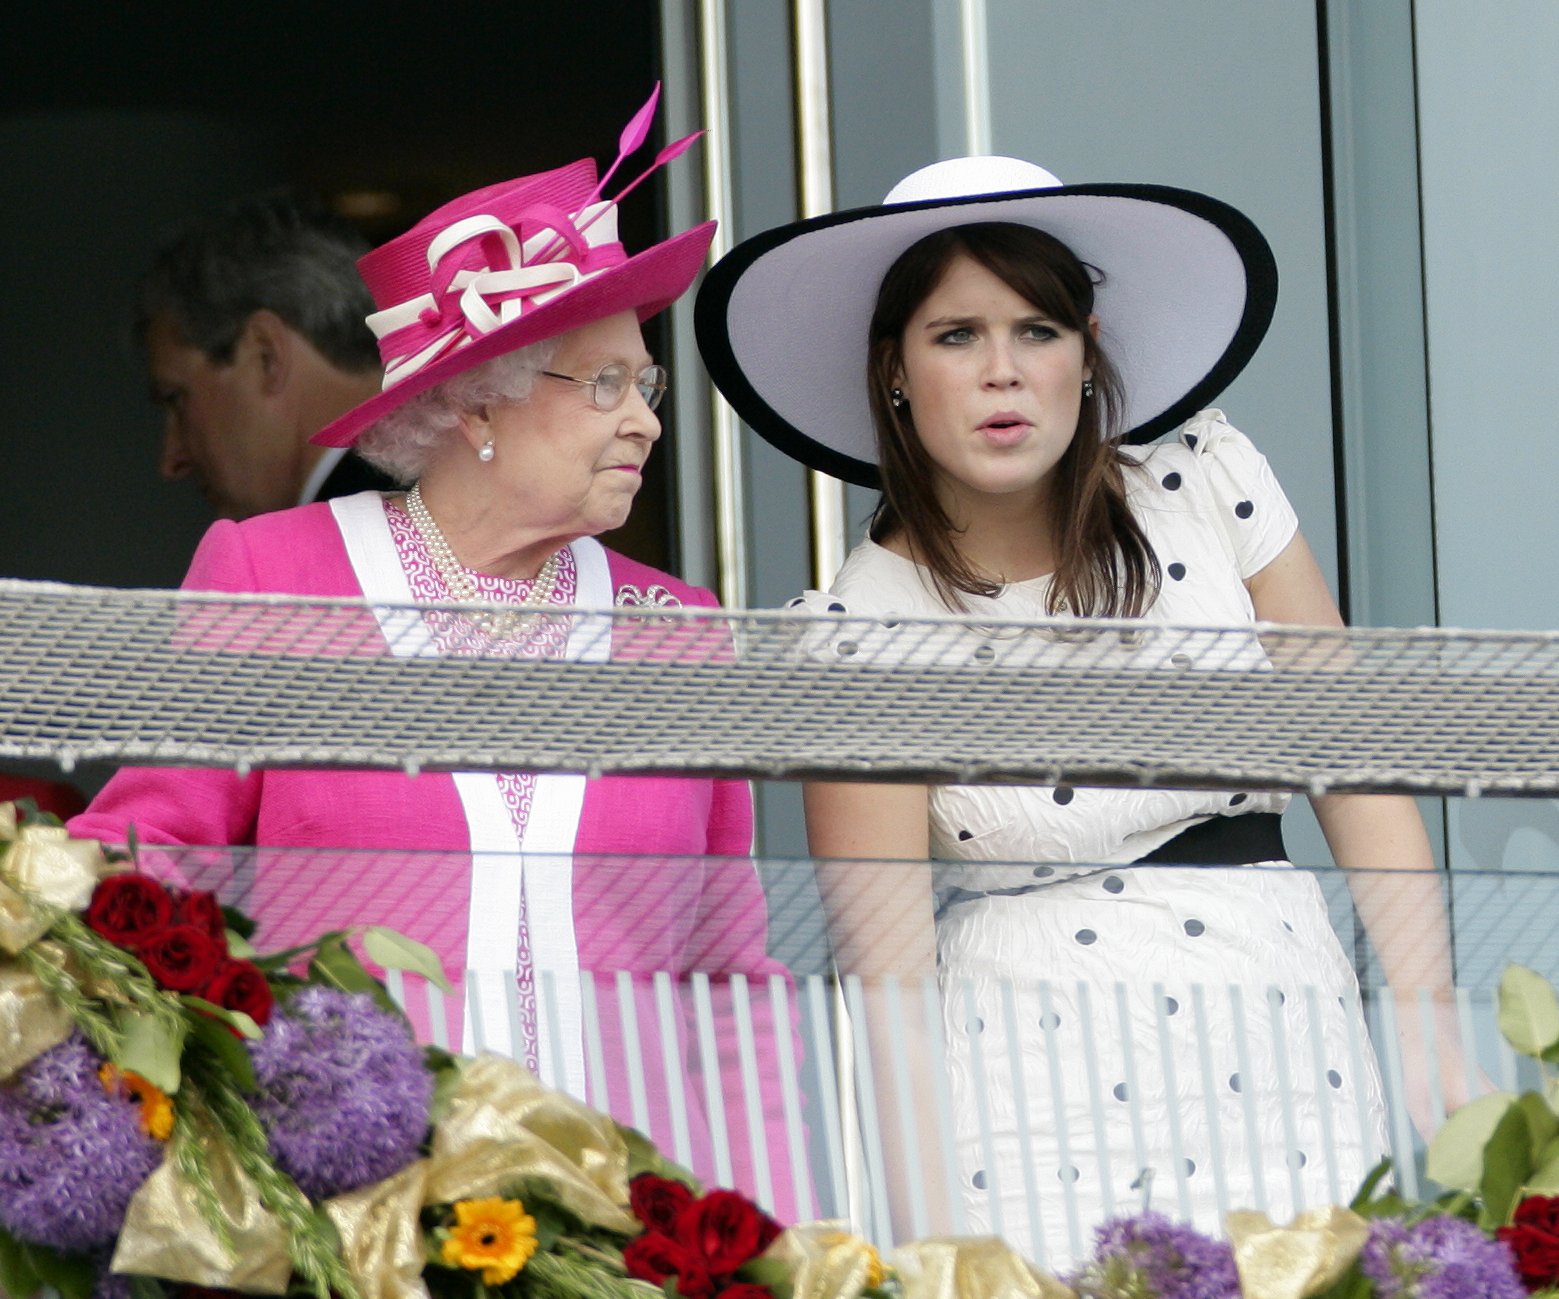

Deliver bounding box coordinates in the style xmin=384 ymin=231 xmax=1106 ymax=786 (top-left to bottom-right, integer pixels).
xmin=1178 ymin=409 xmax=1299 ymax=580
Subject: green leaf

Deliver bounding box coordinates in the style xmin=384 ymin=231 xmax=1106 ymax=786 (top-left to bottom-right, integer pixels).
xmin=309 ymin=936 xmax=403 ymax=1020
xmin=1519 ymin=1090 xmax=1559 ymax=1151
xmin=113 ymin=1007 xmax=187 ymax=1094
xmin=220 ymin=904 xmax=257 ymax=940
xmin=1480 ymin=1101 xmax=1539 ymax=1229
xmin=129 ymin=1277 xmax=170 ymax=1299
xmin=18 ymin=1241 xmax=98 ymax=1299
xmin=1526 ymin=1145 xmax=1559 ymax=1193
xmin=1500 ymin=965 xmax=1559 ymax=1058
xmin=1348 ymin=1156 xmax=1394 ymax=1209
xmin=185 ymin=1011 xmax=259 ymax=1092
xmin=0 ymin=1226 xmax=43 ymax=1299
xmin=363 ymin=926 xmax=453 ymax=994
xmin=1426 ymin=1091 xmax=1516 ymax=1190
xmin=619 ymin=1122 xmax=700 ymax=1190
xmin=225 ymin=929 xmax=258 ymax=959
xmin=181 ymin=995 xmax=262 ymax=1041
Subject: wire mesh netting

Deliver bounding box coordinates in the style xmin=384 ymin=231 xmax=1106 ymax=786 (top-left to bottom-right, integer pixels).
xmin=4 ymin=578 xmax=1558 ymax=794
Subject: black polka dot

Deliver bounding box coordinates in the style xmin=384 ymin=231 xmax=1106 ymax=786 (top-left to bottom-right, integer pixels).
xmin=1053 ymin=786 xmax=1075 ymax=805
xmin=827 ymin=601 xmax=846 ymax=613
xmin=1103 ymin=875 xmax=1125 ymax=894
xmin=1167 ymin=562 xmax=1187 ymax=581
xmin=1058 ymin=1165 xmax=1080 ymax=1184
xmin=785 ymin=596 xmax=805 ymax=608
xmin=966 ymin=1017 xmax=984 ymax=1035
xmin=1235 ymin=500 xmax=1255 ymax=520
xmin=972 ymin=643 xmax=996 ymax=663
xmin=1283 ymin=920 xmax=1295 ymax=933
xmin=1229 ymin=1073 xmax=1242 ymax=1093
xmin=971 ymin=1169 xmax=987 ymax=1190
xmin=1288 ymin=1151 xmax=1308 ymax=1170
xmin=1032 ymin=865 xmax=1055 ymax=878
xmin=1039 ymin=1011 xmax=1062 ymax=1031
xmin=882 ymin=617 xmax=900 ymax=628
xmin=1185 ymin=433 xmax=1199 ymax=449
xmin=1230 ymin=792 xmax=1248 ymax=806
xmin=1183 ymin=1158 xmax=1196 ymax=1177
xmin=1184 ymin=919 xmax=1206 ymax=937
xmin=1113 ymin=1082 xmax=1130 ymax=1102
xmin=1163 ymin=996 xmax=1180 ymax=1016
xmin=1161 ymin=472 xmax=1182 ymax=491
xmin=1170 ymin=652 xmax=1192 ymax=667
xmin=1327 ymin=1069 xmax=1344 ymax=1089
xmin=957 ymin=829 xmax=974 ymax=841
xmin=835 ymin=640 xmax=857 ymax=657
xmin=1274 ymin=990 xmax=1286 ymax=1006
xmin=1075 ymin=928 xmax=1097 ymax=945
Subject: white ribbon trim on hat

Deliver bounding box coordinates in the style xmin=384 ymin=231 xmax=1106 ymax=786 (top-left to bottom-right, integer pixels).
xmin=369 ymin=201 xmax=621 ymax=390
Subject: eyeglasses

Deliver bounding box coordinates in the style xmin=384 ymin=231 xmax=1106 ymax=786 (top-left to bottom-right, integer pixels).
xmin=541 ymin=362 xmax=668 ymax=413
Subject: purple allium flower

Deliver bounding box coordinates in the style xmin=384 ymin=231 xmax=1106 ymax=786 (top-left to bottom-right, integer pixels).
xmin=1360 ymin=1215 xmax=1525 ymax=1299
xmin=248 ymin=986 xmax=431 ymax=1200
xmin=1068 ymin=1211 xmax=1240 ymax=1299
xmin=0 ymin=1035 xmax=164 ymax=1252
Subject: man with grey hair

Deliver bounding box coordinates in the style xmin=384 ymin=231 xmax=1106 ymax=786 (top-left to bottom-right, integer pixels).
xmin=138 ymin=193 xmax=396 ymax=519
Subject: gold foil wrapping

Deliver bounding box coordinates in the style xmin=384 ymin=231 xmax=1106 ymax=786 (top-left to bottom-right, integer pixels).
xmin=1227 ymin=1206 xmax=1370 ymax=1299
xmin=112 ymin=1135 xmax=292 ymax=1293
xmin=0 ymin=956 xmax=74 ymax=1080
xmin=765 ymin=1223 xmax=883 ymax=1299
xmin=891 ymin=1237 xmax=1076 ymax=1299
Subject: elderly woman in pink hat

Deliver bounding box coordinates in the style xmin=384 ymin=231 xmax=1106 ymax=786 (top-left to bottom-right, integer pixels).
xmin=71 ymin=90 xmax=800 ymax=1217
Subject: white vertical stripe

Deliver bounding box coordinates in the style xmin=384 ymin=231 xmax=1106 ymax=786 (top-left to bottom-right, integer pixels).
xmin=959 ymin=0 xmax=991 ymax=155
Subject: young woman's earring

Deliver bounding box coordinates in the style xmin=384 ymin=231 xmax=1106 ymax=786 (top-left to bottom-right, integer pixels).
xmin=477 ymin=439 xmax=496 ymax=462
xmin=1082 ymin=378 xmax=1094 ymax=399
xmin=890 ymin=387 xmax=907 ymax=409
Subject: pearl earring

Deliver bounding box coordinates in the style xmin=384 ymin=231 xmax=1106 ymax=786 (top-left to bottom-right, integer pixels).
xmin=478 ymin=439 xmax=495 ymax=462
xmin=890 ymin=387 xmax=906 ymax=408
xmin=1082 ymin=379 xmax=1094 ymax=399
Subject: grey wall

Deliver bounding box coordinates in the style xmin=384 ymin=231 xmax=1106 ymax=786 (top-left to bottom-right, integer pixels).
xmin=1413 ymin=1 xmax=1559 ymax=873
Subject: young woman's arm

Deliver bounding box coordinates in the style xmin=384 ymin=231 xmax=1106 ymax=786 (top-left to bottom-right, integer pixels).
xmin=1248 ymin=531 xmax=1471 ymax=1131
xmin=804 ymin=780 xmax=953 ymax=1236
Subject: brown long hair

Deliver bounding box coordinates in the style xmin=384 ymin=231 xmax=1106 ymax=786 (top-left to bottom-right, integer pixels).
xmin=867 ymin=222 xmax=1160 ymax=616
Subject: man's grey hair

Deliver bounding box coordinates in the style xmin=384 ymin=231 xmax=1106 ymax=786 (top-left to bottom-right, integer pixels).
xmin=137 ymin=192 xmax=380 ymax=372
xmin=353 ymin=339 xmax=560 ymax=484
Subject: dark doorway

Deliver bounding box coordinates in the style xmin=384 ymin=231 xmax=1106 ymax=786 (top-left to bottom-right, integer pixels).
xmin=0 ymin=1 xmax=675 ymax=587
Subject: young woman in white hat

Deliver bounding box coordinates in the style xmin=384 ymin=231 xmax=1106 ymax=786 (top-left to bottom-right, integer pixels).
xmin=698 ymin=157 xmax=1464 ymax=1264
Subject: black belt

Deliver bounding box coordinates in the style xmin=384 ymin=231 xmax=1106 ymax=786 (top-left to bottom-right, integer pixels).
xmin=1138 ymin=812 xmax=1286 ymax=865
xmin=935 ymin=812 xmax=1287 ymax=919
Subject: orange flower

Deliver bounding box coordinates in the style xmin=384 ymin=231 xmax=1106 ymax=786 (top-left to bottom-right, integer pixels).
xmin=441 ymin=1197 xmax=539 ymax=1285
xmin=98 ymin=1063 xmax=175 ymax=1141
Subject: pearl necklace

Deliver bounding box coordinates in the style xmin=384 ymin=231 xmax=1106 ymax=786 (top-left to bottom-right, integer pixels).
xmin=403 ymin=483 xmax=561 ymax=639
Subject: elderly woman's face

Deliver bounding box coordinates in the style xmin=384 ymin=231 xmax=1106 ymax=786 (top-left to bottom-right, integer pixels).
xmin=481 ymin=311 xmax=661 ymax=538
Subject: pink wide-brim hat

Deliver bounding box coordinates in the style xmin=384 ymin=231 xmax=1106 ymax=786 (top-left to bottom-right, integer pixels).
xmin=314 ymin=95 xmax=714 ymax=449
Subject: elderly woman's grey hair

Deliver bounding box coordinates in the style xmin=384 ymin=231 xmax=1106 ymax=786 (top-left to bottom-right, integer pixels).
xmin=354 ymin=338 xmax=561 ymax=483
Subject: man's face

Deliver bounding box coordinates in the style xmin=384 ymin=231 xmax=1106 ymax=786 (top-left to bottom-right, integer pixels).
xmin=145 ymin=311 xmax=296 ymax=519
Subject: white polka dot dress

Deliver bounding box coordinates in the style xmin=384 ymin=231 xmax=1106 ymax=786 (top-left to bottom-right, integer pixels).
xmin=791 ymin=411 xmax=1388 ymax=1269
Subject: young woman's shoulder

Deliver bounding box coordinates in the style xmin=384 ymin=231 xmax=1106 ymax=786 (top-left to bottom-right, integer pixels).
xmin=784 ymin=539 xmax=946 ymax=619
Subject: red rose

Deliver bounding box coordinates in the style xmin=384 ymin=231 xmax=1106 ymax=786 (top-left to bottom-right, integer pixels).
xmin=1498 ymin=1195 xmax=1559 ymax=1287
xmin=630 ymin=1173 xmax=696 ymax=1236
xmin=137 ymin=924 xmax=223 ymax=992
xmin=172 ymin=889 xmax=228 ymax=945
xmin=85 ymin=873 xmax=174 ymax=949
xmin=716 ymin=1287 xmax=773 ymax=1299
xmin=623 ymin=1233 xmax=714 ymax=1298
xmin=202 ymin=958 xmax=274 ymax=1027
xmin=675 ymin=1190 xmax=781 ymax=1276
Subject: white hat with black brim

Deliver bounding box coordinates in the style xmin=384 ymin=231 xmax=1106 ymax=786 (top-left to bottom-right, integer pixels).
xmin=693 ymin=156 xmax=1278 ymax=489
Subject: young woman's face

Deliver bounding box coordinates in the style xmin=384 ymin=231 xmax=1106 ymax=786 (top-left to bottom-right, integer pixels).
xmin=894 ymin=252 xmax=1091 ymax=518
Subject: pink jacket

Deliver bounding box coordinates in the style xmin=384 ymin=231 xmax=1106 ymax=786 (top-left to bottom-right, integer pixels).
xmin=70 ymin=500 xmax=803 ymax=1217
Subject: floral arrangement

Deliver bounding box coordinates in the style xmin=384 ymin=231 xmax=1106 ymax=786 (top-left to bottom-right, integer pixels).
xmin=3 ymin=800 xmax=1558 ymax=1299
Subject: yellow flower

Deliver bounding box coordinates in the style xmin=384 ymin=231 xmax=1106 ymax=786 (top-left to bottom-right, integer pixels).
xmin=441 ymin=1197 xmax=539 ymax=1285
xmin=98 ymin=1063 xmax=175 ymax=1141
